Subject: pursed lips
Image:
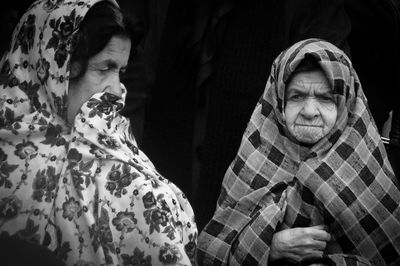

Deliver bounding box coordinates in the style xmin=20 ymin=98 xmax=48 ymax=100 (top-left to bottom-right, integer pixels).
xmin=295 ymin=124 xmax=323 ymax=127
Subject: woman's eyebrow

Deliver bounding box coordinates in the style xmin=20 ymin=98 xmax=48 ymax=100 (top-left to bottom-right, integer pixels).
xmin=95 ymin=59 xmax=127 ymax=69
xmin=314 ymin=90 xmax=333 ymax=96
xmin=286 ymin=87 xmax=307 ymax=95
xmin=286 ymin=85 xmax=332 ymax=97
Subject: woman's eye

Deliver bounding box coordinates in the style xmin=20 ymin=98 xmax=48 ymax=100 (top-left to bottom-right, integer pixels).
xmin=98 ymin=67 xmax=110 ymax=73
xmin=318 ymin=95 xmax=335 ymax=103
xmin=288 ymin=94 xmax=303 ymax=101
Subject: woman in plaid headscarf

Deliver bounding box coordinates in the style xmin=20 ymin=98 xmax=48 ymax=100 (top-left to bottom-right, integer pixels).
xmin=0 ymin=0 xmax=197 ymax=265
xmin=196 ymin=39 xmax=400 ymax=265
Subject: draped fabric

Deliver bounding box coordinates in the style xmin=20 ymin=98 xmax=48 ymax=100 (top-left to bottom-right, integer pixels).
xmin=195 ymin=0 xmax=351 ymax=231
xmin=0 ymin=0 xmax=95 ymax=250
xmin=55 ymin=92 xmax=197 ymax=265
xmin=197 ymin=39 xmax=400 ymax=265
xmin=0 ymin=0 xmax=197 ymax=265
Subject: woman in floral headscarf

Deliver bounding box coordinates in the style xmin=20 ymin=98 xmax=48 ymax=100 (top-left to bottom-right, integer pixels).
xmin=0 ymin=0 xmax=197 ymax=265
xmin=197 ymin=39 xmax=400 ymax=265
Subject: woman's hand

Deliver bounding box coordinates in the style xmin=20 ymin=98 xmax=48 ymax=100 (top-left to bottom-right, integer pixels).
xmin=269 ymin=225 xmax=331 ymax=263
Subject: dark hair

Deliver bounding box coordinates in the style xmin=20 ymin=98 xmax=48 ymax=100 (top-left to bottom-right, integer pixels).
xmin=293 ymin=55 xmax=321 ymax=74
xmin=286 ymin=54 xmax=322 ymax=85
xmin=70 ymin=1 xmax=145 ymax=80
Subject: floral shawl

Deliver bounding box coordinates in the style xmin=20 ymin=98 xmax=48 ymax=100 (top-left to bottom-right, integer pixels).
xmin=0 ymin=0 xmax=197 ymax=265
xmin=196 ymin=39 xmax=400 ymax=265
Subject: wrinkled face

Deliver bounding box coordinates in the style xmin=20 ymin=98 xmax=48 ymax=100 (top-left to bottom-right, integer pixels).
xmin=67 ymin=35 xmax=131 ymax=125
xmin=284 ymin=69 xmax=337 ymax=145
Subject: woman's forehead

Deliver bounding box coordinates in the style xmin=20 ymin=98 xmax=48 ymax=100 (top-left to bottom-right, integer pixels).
xmin=287 ymin=70 xmax=330 ymax=91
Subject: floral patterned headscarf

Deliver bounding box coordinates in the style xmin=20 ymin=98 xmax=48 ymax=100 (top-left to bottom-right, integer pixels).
xmin=0 ymin=0 xmax=107 ymax=246
xmin=0 ymin=0 xmax=197 ymax=265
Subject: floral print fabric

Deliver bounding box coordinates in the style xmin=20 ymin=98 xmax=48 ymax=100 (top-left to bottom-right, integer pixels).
xmin=0 ymin=0 xmax=197 ymax=265
xmin=55 ymin=92 xmax=197 ymax=265
xmin=0 ymin=0 xmax=87 ymax=251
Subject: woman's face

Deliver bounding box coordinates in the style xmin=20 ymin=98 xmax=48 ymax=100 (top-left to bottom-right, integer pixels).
xmin=284 ymin=69 xmax=337 ymax=145
xmin=67 ymin=35 xmax=131 ymax=125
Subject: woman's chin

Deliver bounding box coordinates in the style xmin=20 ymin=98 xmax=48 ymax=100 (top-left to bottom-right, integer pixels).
xmin=294 ymin=134 xmax=323 ymax=145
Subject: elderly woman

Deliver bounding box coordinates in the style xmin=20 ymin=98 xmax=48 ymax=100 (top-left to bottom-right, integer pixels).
xmin=197 ymin=39 xmax=400 ymax=265
xmin=0 ymin=0 xmax=197 ymax=265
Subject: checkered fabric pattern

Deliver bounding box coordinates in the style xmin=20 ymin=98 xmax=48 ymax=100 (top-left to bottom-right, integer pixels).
xmin=196 ymin=39 xmax=400 ymax=265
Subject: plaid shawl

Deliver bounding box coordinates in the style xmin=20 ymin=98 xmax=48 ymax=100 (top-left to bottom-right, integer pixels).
xmin=197 ymin=39 xmax=400 ymax=265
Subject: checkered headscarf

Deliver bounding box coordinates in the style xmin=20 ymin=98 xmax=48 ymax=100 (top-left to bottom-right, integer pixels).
xmin=197 ymin=39 xmax=400 ymax=265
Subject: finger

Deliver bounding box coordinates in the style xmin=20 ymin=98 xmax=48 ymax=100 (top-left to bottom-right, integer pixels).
xmin=310 ymin=240 xmax=327 ymax=250
xmin=302 ymin=249 xmax=324 ymax=261
xmin=309 ymin=228 xmax=331 ymax=241
xmin=310 ymin=224 xmax=327 ymax=230
xmin=300 ymin=238 xmax=327 ymax=251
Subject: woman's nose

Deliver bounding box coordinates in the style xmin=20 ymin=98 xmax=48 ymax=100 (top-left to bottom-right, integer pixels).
xmin=106 ymin=74 xmax=123 ymax=97
xmin=301 ymin=98 xmax=319 ymax=118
